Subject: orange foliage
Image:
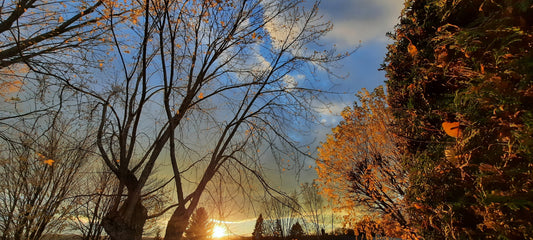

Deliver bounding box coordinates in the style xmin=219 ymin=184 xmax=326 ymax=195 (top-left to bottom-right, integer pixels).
xmin=316 ymin=86 xmax=412 ymax=238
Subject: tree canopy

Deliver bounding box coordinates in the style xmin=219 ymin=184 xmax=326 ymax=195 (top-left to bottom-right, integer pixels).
xmin=384 ymin=0 xmax=533 ymax=238
xmin=316 ymin=86 xmax=410 ymax=238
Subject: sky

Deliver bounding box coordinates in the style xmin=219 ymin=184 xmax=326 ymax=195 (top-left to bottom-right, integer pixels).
xmin=279 ymin=0 xmax=405 ymax=186
xmin=215 ymin=0 xmax=404 ymax=236
xmin=315 ymin=0 xmax=404 ymax=127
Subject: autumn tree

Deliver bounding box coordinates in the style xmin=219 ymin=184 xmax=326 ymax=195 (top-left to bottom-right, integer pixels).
xmin=385 ymin=0 xmax=533 ymax=238
xmin=0 ymin=0 xmax=107 ymax=69
xmin=185 ymin=207 xmax=213 ymax=240
xmin=68 ymin=0 xmax=347 ymax=239
xmin=316 ymin=87 xmax=411 ymax=238
xmin=252 ymin=214 xmax=264 ymax=240
xmin=0 ymin=114 xmax=95 ymax=240
xmin=0 ymin=0 xmax=116 ymax=155
xmin=0 ymin=0 xmax=110 ymax=110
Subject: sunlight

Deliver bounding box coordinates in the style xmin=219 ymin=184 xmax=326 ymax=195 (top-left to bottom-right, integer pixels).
xmin=212 ymin=224 xmax=228 ymax=238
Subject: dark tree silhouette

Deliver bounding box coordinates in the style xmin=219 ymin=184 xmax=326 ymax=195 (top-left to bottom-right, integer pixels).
xmin=273 ymin=219 xmax=283 ymax=238
xmin=289 ymin=222 xmax=304 ymax=239
xmin=252 ymin=214 xmax=264 ymax=240
xmin=185 ymin=207 xmax=213 ymax=240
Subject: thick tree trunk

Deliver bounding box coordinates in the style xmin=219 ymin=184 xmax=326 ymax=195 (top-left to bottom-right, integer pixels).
xmin=164 ymin=207 xmax=190 ymax=240
xmin=102 ymin=200 xmax=147 ymax=240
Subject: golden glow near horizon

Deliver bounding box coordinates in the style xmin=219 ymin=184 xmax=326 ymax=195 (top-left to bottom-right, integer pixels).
xmin=212 ymin=224 xmax=228 ymax=238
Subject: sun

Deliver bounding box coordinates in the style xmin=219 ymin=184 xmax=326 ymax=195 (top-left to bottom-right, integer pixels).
xmin=212 ymin=224 xmax=228 ymax=238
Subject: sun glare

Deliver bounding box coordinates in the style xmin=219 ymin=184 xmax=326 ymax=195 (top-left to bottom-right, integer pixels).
xmin=212 ymin=224 xmax=227 ymax=238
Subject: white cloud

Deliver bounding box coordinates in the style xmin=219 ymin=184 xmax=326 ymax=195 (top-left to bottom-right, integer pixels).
xmin=320 ymin=0 xmax=404 ymax=48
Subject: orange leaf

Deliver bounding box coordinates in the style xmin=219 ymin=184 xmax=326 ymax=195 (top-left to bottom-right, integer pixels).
xmin=408 ymin=43 xmax=417 ymax=57
xmin=43 ymin=159 xmax=54 ymax=166
xmin=198 ymin=92 xmax=204 ymax=99
xmin=413 ymin=203 xmax=424 ymax=210
xmin=442 ymin=121 xmax=462 ymax=138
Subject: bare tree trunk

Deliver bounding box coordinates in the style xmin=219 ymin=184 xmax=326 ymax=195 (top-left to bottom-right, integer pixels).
xmin=102 ymin=180 xmax=148 ymax=240
xmin=102 ymin=198 xmax=147 ymax=240
xmin=164 ymin=206 xmax=190 ymax=240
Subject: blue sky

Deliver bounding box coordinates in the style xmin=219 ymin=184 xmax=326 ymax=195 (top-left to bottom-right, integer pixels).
xmin=315 ymin=0 xmax=404 ymax=127
xmin=212 ymin=0 xmax=405 ymax=235
xmin=287 ymin=0 xmax=404 ymax=185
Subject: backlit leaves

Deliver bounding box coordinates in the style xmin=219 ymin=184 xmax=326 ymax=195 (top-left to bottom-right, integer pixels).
xmin=407 ymin=43 xmax=417 ymax=57
xmin=316 ymin=86 xmax=411 ymax=238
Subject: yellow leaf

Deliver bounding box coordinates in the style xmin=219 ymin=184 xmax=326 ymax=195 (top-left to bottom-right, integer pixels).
xmin=408 ymin=43 xmax=417 ymax=57
xmin=43 ymin=159 xmax=54 ymax=166
xmin=58 ymin=16 xmax=64 ymax=23
xmin=442 ymin=121 xmax=462 ymax=138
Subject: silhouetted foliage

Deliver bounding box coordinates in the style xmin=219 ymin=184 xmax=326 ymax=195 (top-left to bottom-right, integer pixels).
xmin=185 ymin=207 xmax=213 ymax=240
xmin=273 ymin=220 xmax=283 ymax=238
xmin=252 ymin=214 xmax=264 ymax=240
xmin=385 ymin=0 xmax=533 ymax=239
xmin=289 ymin=222 xmax=304 ymax=239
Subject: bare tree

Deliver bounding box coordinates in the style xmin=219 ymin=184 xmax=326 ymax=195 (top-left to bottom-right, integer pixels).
xmin=69 ymin=0 xmax=347 ymax=239
xmin=261 ymin=194 xmax=300 ymax=238
xmin=300 ymin=182 xmax=325 ymax=236
xmin=0 ymin=114 xmax=95 ymax=240
xmin=68 ymin=164 xmax=120 ymax=240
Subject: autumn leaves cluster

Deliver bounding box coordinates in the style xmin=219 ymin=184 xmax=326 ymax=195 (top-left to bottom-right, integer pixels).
xmin=316 ymin=0 xmax=533 ymax=239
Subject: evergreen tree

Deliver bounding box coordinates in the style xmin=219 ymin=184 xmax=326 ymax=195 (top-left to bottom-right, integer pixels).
xmin=185 ymin=207 xmax=213 ymax=240
xmin=252 ymin=214 xmax=264 ymax=240
xmin=385 ymin=0 xmax=533 ymax=239
xmin=273 ymin=219 xmax=283 ymax=238
xmin=289 ymin=222 xmax=304 ymax=239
